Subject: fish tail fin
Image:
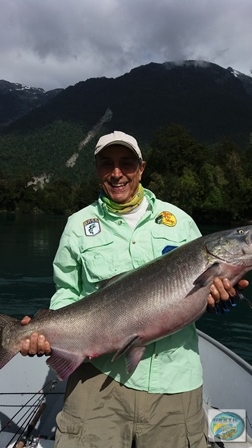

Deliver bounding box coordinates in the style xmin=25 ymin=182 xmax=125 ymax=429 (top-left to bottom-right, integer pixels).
xmin=0 ymin=313 xmax=19 ymax=369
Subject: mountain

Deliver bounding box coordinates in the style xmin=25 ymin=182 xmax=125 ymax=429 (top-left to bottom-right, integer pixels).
xmin=2 ymin=60 xmax=252 ymax=146
xmin=1 ymin=60 xmax=252 ymax=181
xmin=0 ymin=80 xmax=63 ymax=128
xmin=227 ymin=66 xmax=252 ymax=96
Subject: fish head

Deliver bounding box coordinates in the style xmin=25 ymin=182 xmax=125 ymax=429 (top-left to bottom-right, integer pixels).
xmin=205 ymin=225 xmax=252 ymax=266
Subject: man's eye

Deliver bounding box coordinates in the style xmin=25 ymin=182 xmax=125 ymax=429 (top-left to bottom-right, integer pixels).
xmin=101 ymin=161 xmax=113 ymax=167
xmin=121 ymin=160 xmax=136 ymax=168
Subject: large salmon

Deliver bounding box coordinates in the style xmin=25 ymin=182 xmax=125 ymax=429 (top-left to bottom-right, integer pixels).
xmin=0 ymin=226 xmax=252 ymax=380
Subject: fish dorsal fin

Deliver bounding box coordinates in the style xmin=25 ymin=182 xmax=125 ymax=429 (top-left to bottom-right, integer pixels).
xmin=193 ymin=262 xmax=222 ymax=287
xmin=46 ymin=348 xmax=85 ymax=381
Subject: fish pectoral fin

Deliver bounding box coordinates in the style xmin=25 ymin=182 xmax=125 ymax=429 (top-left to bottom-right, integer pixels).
xmin=46 ymin=348 xmax=85 ymax=381
xmin=125 ymin=346 xmax=146 ymax=373
xmin=112 ymin=335 xmax=140 ymax=362
xmin=193 ymin=262 xmax=222 ymax=287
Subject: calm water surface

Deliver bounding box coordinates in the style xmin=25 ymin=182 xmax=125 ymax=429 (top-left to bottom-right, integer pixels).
xmin=0 ymin=213 xmax=251 ymax=364
xmin=0 ymin=213 xmax=65 ymax=316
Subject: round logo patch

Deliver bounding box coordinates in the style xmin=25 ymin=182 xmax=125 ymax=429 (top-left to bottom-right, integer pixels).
xmin=155 ymin=211 xmax=177 ymax=227
xmin=209 ymin=411 xmax=245 ymax=441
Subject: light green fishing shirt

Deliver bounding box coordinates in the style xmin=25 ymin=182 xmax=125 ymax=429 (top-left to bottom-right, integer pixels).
xmin=50 ymin=189 xmax=203 ymax=394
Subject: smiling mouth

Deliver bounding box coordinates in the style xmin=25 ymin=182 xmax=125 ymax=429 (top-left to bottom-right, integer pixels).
xmin=109 ymin=182 xmax=128 ymax=188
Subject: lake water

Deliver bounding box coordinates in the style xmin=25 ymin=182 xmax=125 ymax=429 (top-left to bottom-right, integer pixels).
xmin=0 ymin=213 xmax=251 ymax=364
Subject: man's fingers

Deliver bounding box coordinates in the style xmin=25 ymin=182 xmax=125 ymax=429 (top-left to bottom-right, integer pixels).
xmin=44 ymin=340 xmax=51 ymax=356
xmin=209 ymin=284 xmax=221 ymax=302
xmin=207 ymin=293 xmax=216 ymax=307
xmin=20 ymin=338 xmax=31 ymax=356
xmin=28 ymin=332 xmax=39 ymax=355
xmin=37 ymin=334 xmax=46 ymax=355
xmin=21 ymin=315 xmax=31 ymax=325
xmin=212 ymin=278 xmax=231 ymax=301
xmin=20 ymin=333 xmax=51 ymax=356
xmin=207 ymin=277 xmax=249 ymax=309
xmin=37 ymin=335 xmax=51 ymax=355
xmin=237 ymin=279 xmax=249 ymax=289
xmin=208 ymin=278 xmax=233 ymax=307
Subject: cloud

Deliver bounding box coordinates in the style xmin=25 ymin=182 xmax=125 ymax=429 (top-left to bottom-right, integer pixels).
xmin=1 ymin=0 xmax=252 ymax=90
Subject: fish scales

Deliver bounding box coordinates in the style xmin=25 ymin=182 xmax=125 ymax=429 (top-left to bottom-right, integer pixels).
xmin=1 ymin=225 xmax=252 ymax=380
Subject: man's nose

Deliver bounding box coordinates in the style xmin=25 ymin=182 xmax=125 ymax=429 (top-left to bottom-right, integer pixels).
xmin=111 ymin=166 xmax=122 ymax=177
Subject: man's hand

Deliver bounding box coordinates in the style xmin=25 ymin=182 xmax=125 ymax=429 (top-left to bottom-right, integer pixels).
xmin=207 ymin=278 xmax=249 ymax=307
xmin=20 ymin=316 xmax=51 ymax=356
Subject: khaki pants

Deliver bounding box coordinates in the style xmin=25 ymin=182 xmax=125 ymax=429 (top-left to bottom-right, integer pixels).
xmin=54 ymin=363 xmax=207 ymax=448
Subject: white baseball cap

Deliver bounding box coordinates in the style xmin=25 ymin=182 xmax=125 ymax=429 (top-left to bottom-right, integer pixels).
xmin=94 ymin=131 xmax=143 ymax=160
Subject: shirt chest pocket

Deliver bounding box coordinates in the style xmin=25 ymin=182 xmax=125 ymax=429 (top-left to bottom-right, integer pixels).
xmin=79 ymin=237 xmax=132 ymax=284
xmin=150 ymin=228 xmax=186 ymax=258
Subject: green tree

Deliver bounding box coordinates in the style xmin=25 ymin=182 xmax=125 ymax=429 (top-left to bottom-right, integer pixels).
xmin=146 ymin=172 xmax=166 ymax=199
xmin=145 ymin=124 xmax=207 ymax=181
xmin=170 ymin=167 xmax=202 ymax=216
xmin=199 ymin=162 xmax=228 ymax=219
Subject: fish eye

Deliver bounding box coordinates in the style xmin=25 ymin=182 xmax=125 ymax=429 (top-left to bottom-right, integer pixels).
xmin=237 ymin=229 xmax=244 ymax=234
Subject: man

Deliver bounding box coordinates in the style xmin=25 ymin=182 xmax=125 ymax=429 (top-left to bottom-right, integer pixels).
xmin=21 ymin=131 xmax=247 ymax=447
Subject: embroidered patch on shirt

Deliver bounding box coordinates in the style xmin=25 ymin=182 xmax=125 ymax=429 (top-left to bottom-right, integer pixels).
xmin=83 ymin=218 xmax=101 ymax=236
xmin=155 ymin=211 xmax=177 ymax=227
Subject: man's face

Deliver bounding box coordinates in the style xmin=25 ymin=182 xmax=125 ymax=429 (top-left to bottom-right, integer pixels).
xmin=96 ymin=145 xmax=146 ymax=204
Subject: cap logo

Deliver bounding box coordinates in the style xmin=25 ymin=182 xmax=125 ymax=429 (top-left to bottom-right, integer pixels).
xmin=155 ymin=211 xmax=177 ymax=227
xmin=83 ymin=218 xmax=101 ymax=236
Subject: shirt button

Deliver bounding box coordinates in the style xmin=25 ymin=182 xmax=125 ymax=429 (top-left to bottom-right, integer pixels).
xmin=154 ymin=354 xmax=158 ymax=358
xmin=132 ymin=240 xmax=136 ymax=244
xmin=118 ymin=220 xmax=123 ymax=225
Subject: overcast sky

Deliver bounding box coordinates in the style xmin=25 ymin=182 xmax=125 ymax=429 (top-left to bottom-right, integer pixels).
xmin=1 ymin=0 xmax=252 ymax=91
